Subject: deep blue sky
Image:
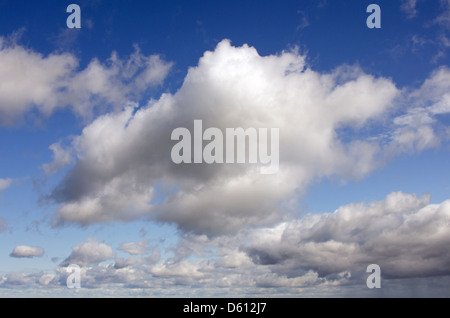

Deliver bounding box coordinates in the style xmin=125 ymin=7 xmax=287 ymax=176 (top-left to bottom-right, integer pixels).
xmin=0 ymin=0 xmax=447 ymax=86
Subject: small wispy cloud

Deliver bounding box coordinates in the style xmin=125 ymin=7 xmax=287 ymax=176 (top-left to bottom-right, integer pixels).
xmin=0 ymin=217 xmax=7 ymax=233
xmin=296 ymin=10 xmax=310 ymax=31
xmin=401 ymin=0 xmax=418 ymax=19
xmin=0 ymin=178 xmax=12 ymax=191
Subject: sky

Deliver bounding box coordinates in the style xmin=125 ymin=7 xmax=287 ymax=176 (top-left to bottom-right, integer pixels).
xmin=0 ymin=0 xmax=449 ymax=297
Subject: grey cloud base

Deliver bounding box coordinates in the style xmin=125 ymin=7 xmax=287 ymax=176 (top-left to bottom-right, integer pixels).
xmin=2 ymin=192 xmax=450 ymax=296
xmin=48 ymin=40 xmax=416 ymax=236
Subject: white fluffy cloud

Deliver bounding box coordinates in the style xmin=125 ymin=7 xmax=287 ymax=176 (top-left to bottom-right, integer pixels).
xmin=0 ymin=37 xmax=172 ymax=125
xmin=61 ymin=238 xmax=115 ymax=266
xmin=10 ymin=245 xmax=44 ymax=258
xmin=50 ymin=40 xmax=402 ymax=236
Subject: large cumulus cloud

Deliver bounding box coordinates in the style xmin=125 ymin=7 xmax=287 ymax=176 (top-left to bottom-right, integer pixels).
xmin=48 ymin=40 xmax=411 ymax=236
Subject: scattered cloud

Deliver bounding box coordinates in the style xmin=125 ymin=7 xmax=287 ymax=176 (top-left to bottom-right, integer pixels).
xmin=399 ymin=0 xmax=450 ymax=61
xmin=434 ymin=0 xmax=450 ymax=29
xmin=2 ymin=192 xmax=450 ymax=296
xmin=41 ymin=143 xmax=74 ymax=176
xmin=296 ymin=10 xmax=310 ymax=31
xmin=401 ymin=0 xmax=418 ymax=19
xmin=50 ymin=28 xmax=81 ymax=50
xmin=245 ymin=191 xmax=450 ymax=279
xmin=0 ymin=36 xmax=172 ymax=126
xmin=47 ymin=41 xmax=450 ymax=238
xmin=60 ymin=238 xmax=115 ymax=266
xmin=10 ymin=245 xmax=45 ymax=258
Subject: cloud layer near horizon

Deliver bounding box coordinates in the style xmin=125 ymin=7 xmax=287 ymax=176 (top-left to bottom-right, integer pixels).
xmin=2 ymin=192 xmax=450 ymax=296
